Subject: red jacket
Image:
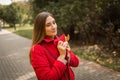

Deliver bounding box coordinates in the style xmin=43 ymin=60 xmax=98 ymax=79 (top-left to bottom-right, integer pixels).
xmin=30 ymin=34 xmax=79 ymax=80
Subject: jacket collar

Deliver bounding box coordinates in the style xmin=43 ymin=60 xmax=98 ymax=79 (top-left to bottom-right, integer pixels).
xmin=43 ymin=34 xmax=65 ymax=45
xmin=43 ymin=35 xmax=58 ymax=43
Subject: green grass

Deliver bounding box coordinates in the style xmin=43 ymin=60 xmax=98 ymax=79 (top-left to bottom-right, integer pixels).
xmin=14 ymin=29 xmax=32 ymax=39
xmin=5 ymin=24 xmax=33 ymax=39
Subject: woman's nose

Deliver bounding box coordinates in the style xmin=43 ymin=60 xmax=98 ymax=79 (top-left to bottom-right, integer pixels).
xmin=52 ymin=24 xmax=56 ymax=28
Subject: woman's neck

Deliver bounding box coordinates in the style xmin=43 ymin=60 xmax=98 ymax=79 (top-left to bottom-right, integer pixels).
xmin=45 ymin=36 xmax=55 ymax=39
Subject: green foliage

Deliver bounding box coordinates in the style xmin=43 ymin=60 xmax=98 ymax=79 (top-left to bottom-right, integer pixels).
xmin=30 ymin=0 xmax=103 ymax=28
xmin=99 ymin=0 xmax=120 ymax=25
xmin=0 ymin=5 xmax=8 ymax=21
xmin=0 ymin=2 xmax=30 ymax=27
xmin=30 ymin=0 xmax=58 ymax=15
xmin=6 ymin=3 xmax=21 ymax=25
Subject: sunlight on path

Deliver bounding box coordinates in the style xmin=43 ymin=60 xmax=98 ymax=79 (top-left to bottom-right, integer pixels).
xmin=16 ymin=72 xmax=36 ymax=80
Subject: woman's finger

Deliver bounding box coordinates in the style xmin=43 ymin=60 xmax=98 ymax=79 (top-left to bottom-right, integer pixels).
xmin=58 ymin=41 xmax=63 ymax=45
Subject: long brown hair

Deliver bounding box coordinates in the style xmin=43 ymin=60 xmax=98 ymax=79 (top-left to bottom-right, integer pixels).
xmin=32 ymin=12 xmax=53 ymax=46
xmin=30 ymin=12 xmax=53 ymax=63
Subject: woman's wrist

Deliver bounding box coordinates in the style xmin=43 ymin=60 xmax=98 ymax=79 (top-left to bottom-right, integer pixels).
xmin=57 ymin=56 xmax=67 ymax=65
xmin=59 ymin=54 xmax=66 ymax=58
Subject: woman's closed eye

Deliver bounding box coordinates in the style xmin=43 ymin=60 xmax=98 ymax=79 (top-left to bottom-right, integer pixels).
xmin=53 ymin=21 xmax=56 ymax=25
xmin=46 ymin=21 xmax=56 ymax=27
xmin=46 ymin=23 xmax=51 ymax=27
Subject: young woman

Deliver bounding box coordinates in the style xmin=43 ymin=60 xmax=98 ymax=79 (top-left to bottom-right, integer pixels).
xmin=30 ymin=12 xmax=79 ymax=80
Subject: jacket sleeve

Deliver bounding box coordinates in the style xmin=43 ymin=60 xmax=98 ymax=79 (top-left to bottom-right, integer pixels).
xmin=68 ymin=50 xmax=79 ymax=67
xmin=30 ymin=44 xmax=67 ymax=80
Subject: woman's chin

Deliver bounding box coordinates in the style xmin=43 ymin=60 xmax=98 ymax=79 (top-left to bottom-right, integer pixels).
xmin=53 ymin=33 xmax=57 ymax=36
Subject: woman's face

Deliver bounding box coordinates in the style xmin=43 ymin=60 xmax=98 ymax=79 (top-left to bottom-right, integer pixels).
xmin=45 ymin=16 xmax=57 ymax=37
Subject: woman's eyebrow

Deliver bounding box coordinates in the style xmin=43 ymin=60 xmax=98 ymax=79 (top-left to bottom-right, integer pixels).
xmin=46 ymin=20 xmax=55 ymax=24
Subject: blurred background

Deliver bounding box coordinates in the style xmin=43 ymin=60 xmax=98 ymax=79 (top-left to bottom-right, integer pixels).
xmin=0 ymin=0 xmax=120 ymax=73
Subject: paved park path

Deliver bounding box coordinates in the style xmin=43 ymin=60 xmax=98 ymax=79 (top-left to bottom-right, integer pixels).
xmin=0 ymin=29 xmax=120 ymax=80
